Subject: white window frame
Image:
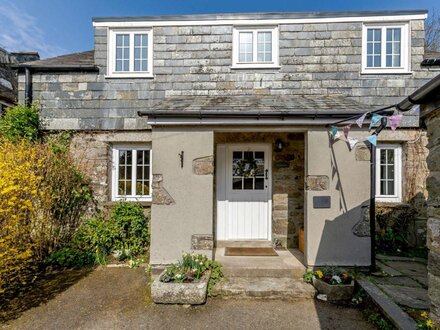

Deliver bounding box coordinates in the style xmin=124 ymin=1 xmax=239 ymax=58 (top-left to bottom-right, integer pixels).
xmin=232 ymin=26 xmax=280 ymax=69
xmin=375 ymin=144 xmax=402 ymax=203
xmin=111 ymin=144 xmax=152 ymax=202
xmin=107 ymin=28 xmax=153 ymax=78
xmin=361 ymin=23 xmax=410 ymax=74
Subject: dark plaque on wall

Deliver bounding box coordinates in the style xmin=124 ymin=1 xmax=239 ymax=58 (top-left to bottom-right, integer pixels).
xmin=313 ymin=196 xmax=331 ymax=209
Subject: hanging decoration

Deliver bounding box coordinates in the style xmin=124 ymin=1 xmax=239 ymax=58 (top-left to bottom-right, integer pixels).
xmin=343 ymin=125 xmax=351 ymax=139
xmin=356 ymin=112 xmax=368 ymax=128
xmin=389 ymin=114 xmax=403 ymax=131
xmin=347 ymin=137 xmax=358 ymax=150
xmin=366 ymin=135 xmax=377 ymax=146
xmin=409 ymin=104 xmax=420 ymax=115
xmin=235 ymin=157 xmax=258 ymax=178
xmin=328 ymin=104 xmax=412 ymax=152
xmin=369 ymin=114 xmax=383 ymax=129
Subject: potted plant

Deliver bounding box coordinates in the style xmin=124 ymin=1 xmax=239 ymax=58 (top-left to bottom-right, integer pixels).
xmin=151 ymin=253 xmax=217 ymax=305
xmin=304 ymin=267 xmax=354 ymax=302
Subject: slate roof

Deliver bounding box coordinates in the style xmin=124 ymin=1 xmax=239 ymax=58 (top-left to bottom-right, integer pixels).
xmin=149 ymin=95 xmax=370 ymax=113
xmin=16 ymin=50 xmax=96 ymax=71
xmin=93 ymin=10 xmax=427 ymax=22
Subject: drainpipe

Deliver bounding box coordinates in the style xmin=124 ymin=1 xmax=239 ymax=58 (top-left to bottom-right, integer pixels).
xmin=24 ymin=67 xmax=32 ymax=106
xmin=370 ymin=116 xmax=388 ymax=273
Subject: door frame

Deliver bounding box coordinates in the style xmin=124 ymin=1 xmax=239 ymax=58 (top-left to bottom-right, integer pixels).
xmin=216 ymin=143 xmax=272 ymax=241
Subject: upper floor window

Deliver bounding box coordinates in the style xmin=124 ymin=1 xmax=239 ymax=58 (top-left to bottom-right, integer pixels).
xmin=108 ymin=29 xmax=153 ymax=78
xmin=362 ymin=23 xmax=409 ymax=74
xmin=232 ymin=26 xmax=279 ymax=69
xmin=375 ymin=145 xmax=402 ymax=203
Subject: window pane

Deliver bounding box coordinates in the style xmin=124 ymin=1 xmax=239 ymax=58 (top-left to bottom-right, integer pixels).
xmin=380 ymin=180 xmax=387 ymax=195
xmin=366 ymin=28 xmax=381 ymax=68
xmin=239 ymin=32 xmax=253 ymax=62
xmin=385 ymin=28 xmax=401 ymax=67
xmin=243 ymin=178 xmax=253 ymax=190
xmin=257 ymin=32 xmax=272 ymax=62
xmin=380 ymin=165 xmax=387 ymax=179
xmin=387 ymin=149 xmax=394 ymax=163
xmin=134 ymin=34 xmax=148 ymax=72
xmin=115 ymin=34 xmax=130 ymax=72
xmin=255 ymin=178 xmax=264 ymax=190
xmin=387 ymin=181 xmax=395 ymax=195
xmin=233 ymin=178 xmax=243 ymax=190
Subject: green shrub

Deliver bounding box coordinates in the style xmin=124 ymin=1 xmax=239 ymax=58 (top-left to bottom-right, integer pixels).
xmin=207 ymin=260 xmax=223 ymax=296
xmin=110 ymin=201 xmax=149 ymax=255
xmin=0 ymin=103 xmax=40 ymax=142
xmin=74 ymin=216 xmax=120 ymax=263
xmin=72 ymin=201 xmax=149 ymax=265
xmin=46 ymin=247 xmax=95 ymax=268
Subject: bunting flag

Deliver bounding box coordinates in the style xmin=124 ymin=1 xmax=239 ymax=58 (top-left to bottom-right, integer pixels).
xmin=389 ymin=114 xmax=403 ymax=131
xmin=366 ymin=134 xmax=377 ymax=146
xmin=331 ymin=127 xmax=341 ymax=140
xmin=369 ymin=114 xmax=383 ymax=129
xmin=343 ymin=125 xmax=351 ymax=139
xmin=347 ymin=137 xmax=358 ymax=150
xmin=409 ymin=105 xmax=420 ymax=115
xmin=356 ymin=112 xmax=367 ymax=128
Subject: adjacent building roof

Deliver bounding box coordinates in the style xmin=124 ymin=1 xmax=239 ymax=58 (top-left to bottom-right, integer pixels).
xmin=93 ymin=10 xmax=427 ymax=23
xmin=15 ymin=50 xmax=97 ymax=72
xmin=422 ymin=50 xmax=440 ymax=67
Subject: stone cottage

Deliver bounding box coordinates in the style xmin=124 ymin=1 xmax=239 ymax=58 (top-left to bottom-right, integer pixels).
xmin=15 ymin=10 xmax=438 ymax=269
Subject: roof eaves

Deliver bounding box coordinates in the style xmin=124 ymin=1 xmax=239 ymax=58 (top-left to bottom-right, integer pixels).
xmin=92 ymin=9 xmax=428 ymax=23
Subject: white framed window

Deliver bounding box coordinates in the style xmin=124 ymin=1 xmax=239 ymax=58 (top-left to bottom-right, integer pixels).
xmin=111 ymin=144 xmax=152 ymax=201
xmin=232 ymin=26 xmax=279 ymax=69
xmin=375 ymin=145 xmax=402 ymax=202
xmin=107 ymin=29 xmax=153 ymax=78
xmin=362 ymin=23 xmax=410 ymax=74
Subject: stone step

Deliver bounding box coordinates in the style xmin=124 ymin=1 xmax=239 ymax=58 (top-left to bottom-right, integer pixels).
xmin=222 ymin=265 xmax=305 ymax=278
xmin=215 ymin=248 xmax=306 ymax=278
xmin=212 ymin=277 xmax=316 ymax=300
xmin=216 ymin=240 xmax=273 ymax=248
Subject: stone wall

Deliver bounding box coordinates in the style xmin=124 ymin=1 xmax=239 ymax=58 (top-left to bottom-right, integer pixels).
xmin=423 ymin=106 xmax=440 ymax=322
xmin=215 ymin=132 xmax=304 ymax=248
xmin=17 ymin=19 xmax=437 ymax=130
xmin=69 ymin=131 xmax=152 ymax=205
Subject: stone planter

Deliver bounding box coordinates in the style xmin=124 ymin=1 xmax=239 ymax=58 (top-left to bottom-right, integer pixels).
xmin=151 ymin=270 xmax=211 ymax=305
xmin=312 ymin=277 xmax=354 ymax=301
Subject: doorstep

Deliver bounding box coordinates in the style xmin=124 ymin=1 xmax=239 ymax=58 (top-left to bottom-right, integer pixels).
xmin=215 ymin=247 xmax=306 ymax=278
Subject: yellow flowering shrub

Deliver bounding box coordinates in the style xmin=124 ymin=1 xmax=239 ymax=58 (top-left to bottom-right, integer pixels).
xmin=0 ymin=138 xmax=91 ymax=295
xmin=0 ymin=139 xmax=47 ymax=294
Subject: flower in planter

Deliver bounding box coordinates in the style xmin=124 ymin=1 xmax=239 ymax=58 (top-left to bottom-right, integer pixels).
xmin=331 ymin=275 xmax=342 ymax=285
xmin=315 ymin=270 xmax=324 ymax=279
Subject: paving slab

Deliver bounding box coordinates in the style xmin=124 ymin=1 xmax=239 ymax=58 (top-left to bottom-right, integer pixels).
xmin=377 ymin=260 xmax=402 ymax=276
xmin=378 ymin=284 xmax=430 ymax=309
xmin=358 ymin=279 xmax=417 ymax=330
xmin=412 ymin=276 xmax=428 ymax=288
xmin=372 ymin=276 xmax=422 ymax=288
xmin=384 ymin=261 xmax=427 ymax=278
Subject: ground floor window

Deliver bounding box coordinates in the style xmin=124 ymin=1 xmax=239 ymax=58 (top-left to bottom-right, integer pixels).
xmin=375 ymin=144 xmax=402 ymax=202
xmin=111 ymin=144 xmax=152 ymax=201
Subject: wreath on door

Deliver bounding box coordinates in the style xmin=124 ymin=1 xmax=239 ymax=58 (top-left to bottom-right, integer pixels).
xmin=235 ymin=157 xmax=258 ymax=178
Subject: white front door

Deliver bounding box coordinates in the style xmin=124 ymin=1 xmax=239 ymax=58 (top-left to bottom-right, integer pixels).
xmin=216 ymin=144 xmax=272 ymax=240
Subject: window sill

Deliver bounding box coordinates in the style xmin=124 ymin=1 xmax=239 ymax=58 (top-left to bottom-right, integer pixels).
xmin=375 ymin=197 xmax=402 ymax=203
xmin=361 ymin=69 xmax=412 ymax=75
xmin=105 ymin=73 xmax=154 ymax=79
xmin=111 ymin=196 xmax=152 ymax=203
xmin=105 ymin=200 xmax=152 ymax=207
xmin=230 ymin=65 xmax=281 ymax=70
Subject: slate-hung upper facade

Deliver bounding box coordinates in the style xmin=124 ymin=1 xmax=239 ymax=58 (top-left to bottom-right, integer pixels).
xmin=17 ymin=10 xmax=438 ymax=266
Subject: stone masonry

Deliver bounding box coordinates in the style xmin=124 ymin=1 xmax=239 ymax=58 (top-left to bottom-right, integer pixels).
xmin=215 ymin=132 xmax=304 ymax=248
xmin=423 ymin=105 xmax=440 ymax=322
xmin=17 ymin=17 xmax=436 ymax=130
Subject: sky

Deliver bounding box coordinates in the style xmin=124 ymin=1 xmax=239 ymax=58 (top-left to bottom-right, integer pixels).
xmin=0 ymin=0 xmax=439 ymax=59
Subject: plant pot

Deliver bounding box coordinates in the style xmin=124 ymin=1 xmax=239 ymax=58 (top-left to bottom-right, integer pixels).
xmin=312 ymin=277 xmax=354 ymax=302
xmin=151 ymin=270 xmax=211 ymax=305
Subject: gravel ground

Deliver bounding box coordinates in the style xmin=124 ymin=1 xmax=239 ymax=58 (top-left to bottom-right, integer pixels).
xmin=1 ymin=267 xmax=375 ymax=330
